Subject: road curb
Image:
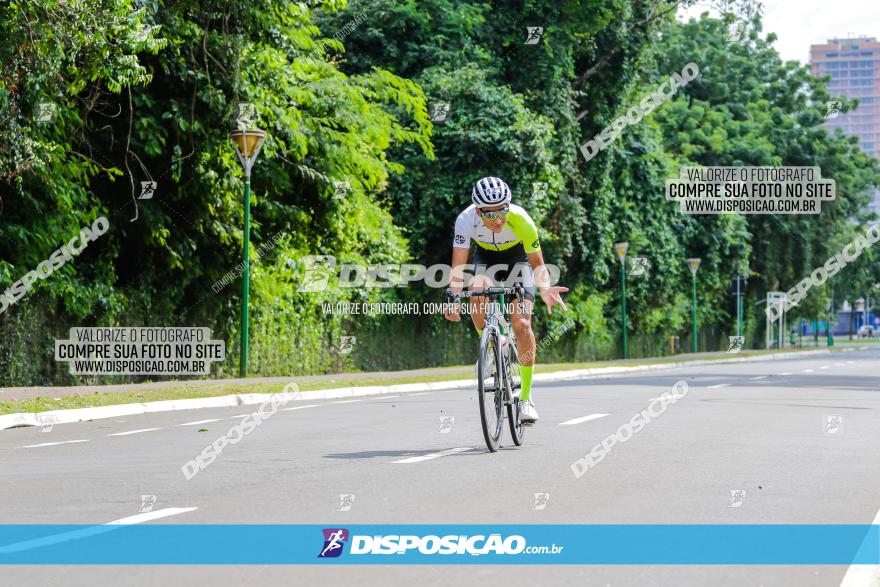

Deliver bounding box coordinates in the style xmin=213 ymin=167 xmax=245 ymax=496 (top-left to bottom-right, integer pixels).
xmin=0 ymin=348 xmax=837 ymax=430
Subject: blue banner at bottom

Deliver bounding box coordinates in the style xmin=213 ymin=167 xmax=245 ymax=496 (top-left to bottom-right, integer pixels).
xmin=0 ymin=525 xmax=877 ymax=564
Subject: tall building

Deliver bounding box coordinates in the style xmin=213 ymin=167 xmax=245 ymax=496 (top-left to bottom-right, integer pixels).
xmin=810 ymin=36 xmax=880 ymax=218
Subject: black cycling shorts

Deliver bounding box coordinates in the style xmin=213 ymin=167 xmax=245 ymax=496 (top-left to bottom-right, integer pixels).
xmin=470 ymin=243 xmax=536 ymax=302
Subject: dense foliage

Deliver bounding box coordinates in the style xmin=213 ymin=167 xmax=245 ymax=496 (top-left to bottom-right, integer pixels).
xmin=1 ymin=0 xmax=878 ymax=384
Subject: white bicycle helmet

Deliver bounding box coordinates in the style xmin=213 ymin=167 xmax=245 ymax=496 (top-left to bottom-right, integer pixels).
xmin=472 ymin=176 xmax=512 ymax=207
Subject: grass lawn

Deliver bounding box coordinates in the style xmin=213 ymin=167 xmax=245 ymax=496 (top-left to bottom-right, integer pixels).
xmin=0 ymin=346 xmax=840 ymax=416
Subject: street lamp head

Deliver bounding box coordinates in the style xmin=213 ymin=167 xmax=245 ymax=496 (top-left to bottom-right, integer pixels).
xmin=230 ymin=128 xmax=266 ymax=175
xmin=686 ymin=258 xmax=701 ymax=276
xmin=613 ymin=242 xmax=629 ymax=264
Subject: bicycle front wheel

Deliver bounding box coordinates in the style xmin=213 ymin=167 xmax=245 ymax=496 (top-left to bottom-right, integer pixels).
xmin=477 ymin=329 xmax=504 ymax=452
xmin=505 ymin=342 xmax=525 ymax=446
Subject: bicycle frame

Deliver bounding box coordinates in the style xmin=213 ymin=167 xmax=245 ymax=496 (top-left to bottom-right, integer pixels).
xmin=448 ymin=283 xmax=526 ymax=451
xmin=448 ymin=283 xmax=524 ymax=405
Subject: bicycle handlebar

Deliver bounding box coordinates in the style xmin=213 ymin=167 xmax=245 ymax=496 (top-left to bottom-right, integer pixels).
xmin=446 ymin=284 xmax=525 ymax=300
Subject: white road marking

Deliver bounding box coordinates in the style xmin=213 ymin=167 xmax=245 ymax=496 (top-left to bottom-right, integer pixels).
xmin=0 ymin=507 xmax=198 ymax=554
xmin=21 ymin=440 xmax=89 ymax=449
xmin=330 ymin=400 xmax=362 ymax=404
xmin=803 ymin=369 xmax=815 ymax=373
xmin=108 ymin=428 xmax=161 ymax=437
xmin=839 ymin=507 xmax=880 ymax=587
xmin=409 ymin=392 xmax=433 ymax=396
xmin=559 ymin=414 xmax=610 ymax=426
xmin=230 ymin=414 xmax=249 ymax=418
xmin=779 ymin=372 xmax=792 ymax=376
xmin=281 ymin=404 xmax=319 ymax=411
xmin=177 ymin=419 xmax=222 ymax=426
xmin=393 ymin=447 xmax=474 ymax=463
xmin=708 ymin=383 xmax=731 ymax=389
xmin=820 ymin=366 xmax=830 ymax=370
xmin=749 ymin=376 xmax=767 ymax=380
xmin=372 ymin=395 xmax=399 ymax=400
xmin=834 ymin=363 xmax=845 ymax=367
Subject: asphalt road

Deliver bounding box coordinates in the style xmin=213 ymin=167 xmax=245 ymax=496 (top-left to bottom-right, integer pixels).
xmin=1 ymin=347 xmax=878 ymax=586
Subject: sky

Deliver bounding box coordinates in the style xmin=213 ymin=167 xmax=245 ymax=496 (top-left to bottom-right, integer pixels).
xmin=678 ymin=0 xmax=880 ymax=64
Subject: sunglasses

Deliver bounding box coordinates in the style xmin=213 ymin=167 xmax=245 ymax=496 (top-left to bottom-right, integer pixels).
xmin=479 ymin=206 xmax=509 ymax=220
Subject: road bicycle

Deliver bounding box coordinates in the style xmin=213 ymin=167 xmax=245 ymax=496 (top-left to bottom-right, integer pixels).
xmin=447 ymin=283 xmax=525 ymax=452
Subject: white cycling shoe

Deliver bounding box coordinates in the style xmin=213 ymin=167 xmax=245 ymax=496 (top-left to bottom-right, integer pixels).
xmin=519 ymin=400 xmax=538 ymax=426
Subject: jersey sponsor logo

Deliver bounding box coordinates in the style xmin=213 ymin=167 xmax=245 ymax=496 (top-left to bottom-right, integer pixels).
xmin=531 ymin=239 xmax=540 ymax=249
xmin=319 ymin=528 xmax=349 ymax=558
xmin=454 ymin=234 xmax=466 ymax=245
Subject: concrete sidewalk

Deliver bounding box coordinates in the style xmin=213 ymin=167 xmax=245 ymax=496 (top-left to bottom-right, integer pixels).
xmin=2 ymin=347 xmax=858 ymax=431
xmin=0 ymin=344 xmax=856 ymax=402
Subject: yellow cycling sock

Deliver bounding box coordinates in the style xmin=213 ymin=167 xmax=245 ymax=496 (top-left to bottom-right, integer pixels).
xmin=476 ymin=327 xmax=483 ymax=337
xmin=520 ymin=365 xmax=533 ymax=401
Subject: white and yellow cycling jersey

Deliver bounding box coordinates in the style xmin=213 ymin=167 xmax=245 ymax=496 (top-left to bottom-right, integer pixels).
xmin=452 ymin=204 xmax=541 ymax=253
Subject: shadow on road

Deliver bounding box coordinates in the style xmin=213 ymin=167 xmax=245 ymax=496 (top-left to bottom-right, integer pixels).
xmin=323 ymin=446 xmax=522 ymax=459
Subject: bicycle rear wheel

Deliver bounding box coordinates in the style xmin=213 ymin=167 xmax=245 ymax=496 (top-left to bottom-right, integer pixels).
xmin=477 ymin=329 xmax=504 ymax=452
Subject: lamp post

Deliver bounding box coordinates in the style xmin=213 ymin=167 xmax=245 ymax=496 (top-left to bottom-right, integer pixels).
xmin=686 ymin=258 xmax=701 ymax=353
xmin=733 ymin=275 xmax=746 ymax=337
xmin=230 ymin=128 xmax=266 ymax=377
xmin=827 ymin=292 xmax=835 ymax=347
xmin=614 ymin=242 xmax=629 ymax=359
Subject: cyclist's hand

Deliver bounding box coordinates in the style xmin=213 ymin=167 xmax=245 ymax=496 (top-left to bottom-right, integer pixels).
xmin=539 ymin=286 xmax=569 ymax=315
xmin=444 ymin=302 xmax=461 ymax=322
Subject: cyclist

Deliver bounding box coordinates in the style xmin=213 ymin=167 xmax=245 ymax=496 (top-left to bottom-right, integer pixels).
xmin=444 ymin=176 xmax=568 ymax=425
